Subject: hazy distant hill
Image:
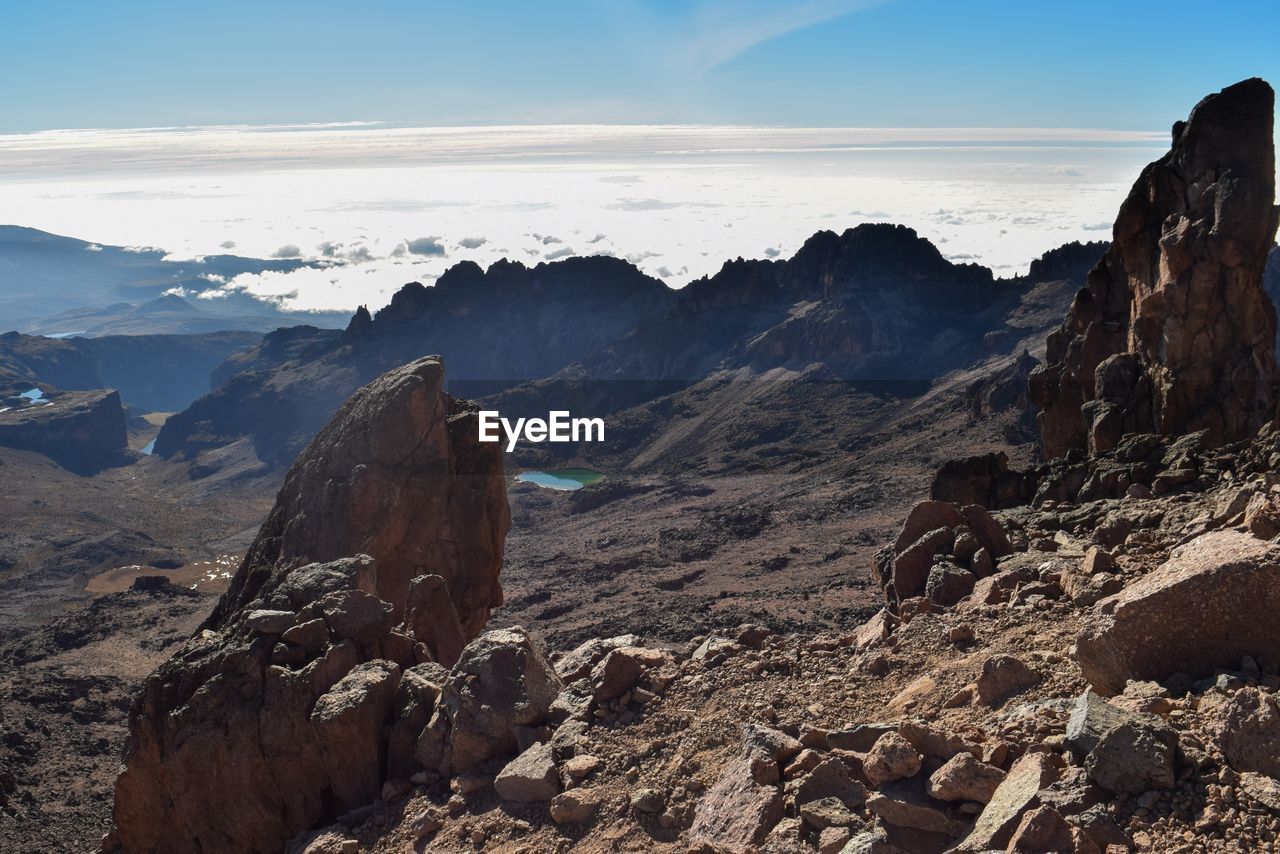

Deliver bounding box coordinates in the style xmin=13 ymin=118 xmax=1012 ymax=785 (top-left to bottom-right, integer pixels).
xmin=0 ymin=226 xmax=348 ymax=335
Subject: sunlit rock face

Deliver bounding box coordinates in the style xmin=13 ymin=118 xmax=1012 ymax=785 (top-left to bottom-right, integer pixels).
xmin=1031 ymin=78 xmax=1280 ymax=459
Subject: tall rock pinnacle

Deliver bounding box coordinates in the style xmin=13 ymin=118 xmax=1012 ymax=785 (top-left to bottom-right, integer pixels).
xmin=107 ymin=356 xmax=510 ymax=853
xmin=1031 ymin=78 xmax=1280 ymax=458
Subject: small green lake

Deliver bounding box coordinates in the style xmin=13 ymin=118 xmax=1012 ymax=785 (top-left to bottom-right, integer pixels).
xmin=515 ymin=469 xmax=605 ymax=491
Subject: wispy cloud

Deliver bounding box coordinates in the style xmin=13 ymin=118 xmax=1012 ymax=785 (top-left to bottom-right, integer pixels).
xmin=678 ymin=0 xmax=892 ymax=73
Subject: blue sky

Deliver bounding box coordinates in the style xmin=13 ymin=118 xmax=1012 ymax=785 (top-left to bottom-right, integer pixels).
xmin=2 ymin=0 xmax=1278 ymax=133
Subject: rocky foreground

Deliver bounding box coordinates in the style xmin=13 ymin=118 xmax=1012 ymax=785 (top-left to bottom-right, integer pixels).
xmin=105 ymin=426 xmax=1280 ymax=852
xmin=91 ymin=78 xmax=1280 ymax=853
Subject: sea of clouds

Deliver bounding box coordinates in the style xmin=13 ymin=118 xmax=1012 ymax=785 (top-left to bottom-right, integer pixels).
xmin=0 ymin=122 xmax=1163 ymax=313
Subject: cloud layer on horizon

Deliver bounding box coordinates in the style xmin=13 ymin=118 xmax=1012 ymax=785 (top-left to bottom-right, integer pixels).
xmin=0 ymin=122 xmax=1162 ymax=313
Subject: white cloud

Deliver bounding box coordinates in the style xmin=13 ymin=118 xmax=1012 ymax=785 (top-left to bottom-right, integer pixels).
xmin=0 ymin=121 xmax=1156 ymax=313
xmin=544 ymin=246 xmax=574 ymax=260
xmin=609 ymin=198 xmax=683 ymax=212
xmin=272 ymin=244 xmax=302 ymax=258
xmin=219 ymin=239 xmax=236 ymax=249
xmin=458 ymin=236 xmax=488 ymax=249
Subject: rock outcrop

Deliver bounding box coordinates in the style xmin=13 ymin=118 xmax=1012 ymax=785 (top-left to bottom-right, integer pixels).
xmin=871 ymin=499 xmax=1012 ymax=614
xmin=1031 ymin=78 xmax=1280 ymax=458
xmin=206 ymin=355 xmax=510 ymax=641
xmin=106 ymin=356 xmax=510 ymax=853
xmin=0 ymin=329 xmax=261 ymax=411
xmin=0 ymin=386 xmax=130 ymax=474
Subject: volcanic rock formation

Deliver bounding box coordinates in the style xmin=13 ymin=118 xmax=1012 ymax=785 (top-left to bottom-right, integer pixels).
xmin=206 ymin=354 xmax=509 ymax=638
xmin=1031 ymin=78 xmax=1280 ymax=459
xmin=106 ymin=356 xmax=510 ymax=853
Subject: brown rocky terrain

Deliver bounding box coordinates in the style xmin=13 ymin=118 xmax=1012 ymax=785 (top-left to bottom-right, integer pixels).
xmin=0 ymin=440 xmax=280 ymax=849
xmin=2 ymin=78 xmax=1279 ymax=854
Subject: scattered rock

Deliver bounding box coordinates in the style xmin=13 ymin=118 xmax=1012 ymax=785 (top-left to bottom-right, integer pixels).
xmin=631 ymin=787 xmax=663 ymax=813
xmin=794 ymin=757 xmax=867 ymax=810
xmin=310 ymin=660 xmax=403 ymax=810
xmin=1006 ymin=805 xmax=1075 ymax=852
xmin=828 ymin=723 xmax=897 ymax=752
xmin=550 ymin=789 xmax=601 ymax=824
xmin=1239 ymin=772 xmax=1280 ymax=811
xmin=689 ymin=758 xmax=784 ymax=850
xmin=318 ymin=590 xmax=395 ymax=645
xmin=495 ymin=742 xmax=560 ymax=803
xmin=554 ymin=634 xmax=642 ymax=683
xmin=799 ymin=796 xmax=860 ymax=830
xmin=926 ymin=752 xmax=1005 ymax=804
xmin=562 ymin=754 xmax=602 ymax=782
xmin=1081 ymin=546 xmax=1115 ymax=576
xmin=974 ymin=654 xmax=1038 ymax=705
xmin=246 ymin=609 xmax=295 ymax=634
xmin=955 ymin=752 xmax=1058 ymax=851
xmin=866 ymin=782 xmax=970 ymax=837
xmin=438 ymin=627 xmax=565 ymax=775
xmin=894 ymin=501 xmax=966 ymax=553
xmin=1199 ymin=687 xmax=1280 ymax=778
xmin=925 ymin=562 xmax=976 ymax=607
xmin=863 ymin=732 xmax=922 ymax=786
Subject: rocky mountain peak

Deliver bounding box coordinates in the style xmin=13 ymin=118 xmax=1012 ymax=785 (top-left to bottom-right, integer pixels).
xmin=1031 ymin=78 xmax=1280 ymax=458
xmin=343 ymin=304 xmax=373 ymax=339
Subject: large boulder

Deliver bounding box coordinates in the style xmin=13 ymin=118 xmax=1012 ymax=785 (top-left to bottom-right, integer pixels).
xmin=877 ymin=500 xmax=1013 ymax=609
xmin=310 ymin=660 xmax=403 ymax=807
xmin=1030 ymin=78 xmax=1279 ymax=457
xmin=926 ymin=752 xmax=1005 ymax=804
xmin=495 ymin=742 xmax=560 ymax=803
xmin=436 ymin=627 xmax=564 ymax=776
xmin=1075 ymin=531 xmax=1280 ymax=694
xmin=689 ymin=758 xmax=784 ymax=850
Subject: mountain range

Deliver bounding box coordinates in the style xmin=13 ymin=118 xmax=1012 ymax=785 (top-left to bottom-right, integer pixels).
xmin=153 ymin=228 xmax=1108 ymax=468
